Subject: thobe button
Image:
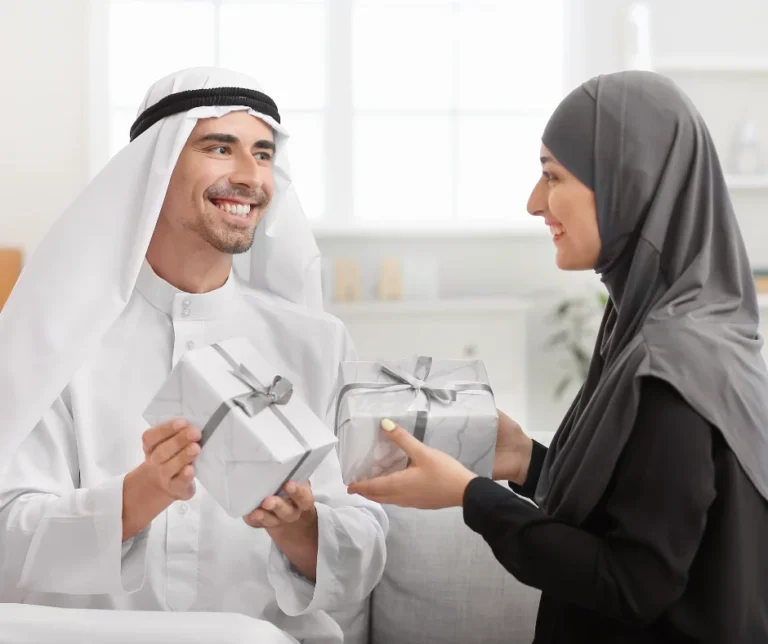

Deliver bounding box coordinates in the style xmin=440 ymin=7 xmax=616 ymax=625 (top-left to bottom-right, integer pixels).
xmin=179 ymin=502 xmax=189 ymax=514
xmin=186 ymin=341 xmax=195 ymax=350
xmin=182 ymin=308 xmax=191 ymax=317
xmin=182 ymin=298 xmax=191 ymax=306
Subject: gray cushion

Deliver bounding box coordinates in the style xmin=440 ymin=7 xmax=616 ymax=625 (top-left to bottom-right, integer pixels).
xmin=370 ymin=501 xmax=540 ymax=644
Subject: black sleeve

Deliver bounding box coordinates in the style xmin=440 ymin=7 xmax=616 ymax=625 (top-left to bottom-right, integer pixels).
xmin=462 ymin=377 xmax=717 ymax=625
xmin=508 ymin=439 xmax=548 ymax=499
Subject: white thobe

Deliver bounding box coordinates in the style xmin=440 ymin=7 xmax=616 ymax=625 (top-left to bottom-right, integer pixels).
xmin=0 ymin=260 xmax=387 ymax=644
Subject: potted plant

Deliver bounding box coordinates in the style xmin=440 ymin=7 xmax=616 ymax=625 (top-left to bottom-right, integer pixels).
xmin=545 ymin=290 xmax=609 ymax=399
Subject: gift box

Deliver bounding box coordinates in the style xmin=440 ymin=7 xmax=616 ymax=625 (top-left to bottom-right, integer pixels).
xmin=335 ymin=356 xmax=498 ymax=485
xmin=143 ymin=337 xmax=337 ymax=517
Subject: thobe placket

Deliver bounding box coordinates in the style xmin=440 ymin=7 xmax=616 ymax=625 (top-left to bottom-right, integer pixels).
xmin=164 ymin=292 xmax=208 ymax=611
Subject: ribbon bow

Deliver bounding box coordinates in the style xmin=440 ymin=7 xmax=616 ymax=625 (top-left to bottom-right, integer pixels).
xmin=230 ymin=364 xmax=294 ymax=417
xmin=377 ymin=357 xmax=457 ymax=405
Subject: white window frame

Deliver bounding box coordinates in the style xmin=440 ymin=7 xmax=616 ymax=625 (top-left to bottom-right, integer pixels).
xmin=87 ymin=0 xmax=586 ymax=237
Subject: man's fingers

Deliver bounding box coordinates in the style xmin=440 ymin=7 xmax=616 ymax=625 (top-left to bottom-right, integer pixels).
xmin=168 ymin=470 xmax=196 ymax=500
xmin=142 ymin=418 xmax=188 ymax=453
xmin=283 ymin=481 xmax=314 ymax=512
xmin=244 ymin=508 xmax=282 ymax=529
xmin=151 ymin=425 xmax=201 ymax=465
xmin=380 ymin=419 xmax=428 ymax=461
xmin=261 ymin=497 xmax=301 ymax=523
xmin=161 ymin=442 xmax=200 ymax=480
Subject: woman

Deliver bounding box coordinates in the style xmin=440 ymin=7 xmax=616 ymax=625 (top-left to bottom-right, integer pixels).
xmin=348 ymin=71 xmax=768 ymax=643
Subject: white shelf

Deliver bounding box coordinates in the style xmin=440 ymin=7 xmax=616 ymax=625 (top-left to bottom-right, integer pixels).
xmin=311 ymin=221 xmax=548 ymax=239
xmin=726 ymin=175 xmax=768 ymax=190
xmin=653 ymin=56 xmax=768 ymax=73
xmin=328 ymin=296 xmax=531 ymax=316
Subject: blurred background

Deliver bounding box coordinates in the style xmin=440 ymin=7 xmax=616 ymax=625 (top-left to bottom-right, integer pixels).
xmin=1 ymin=0 xmax=768 ymax=442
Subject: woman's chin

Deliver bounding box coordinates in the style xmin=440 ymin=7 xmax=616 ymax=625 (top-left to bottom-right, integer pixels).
xmin=555 ymin=250 xmax=590 ymax=272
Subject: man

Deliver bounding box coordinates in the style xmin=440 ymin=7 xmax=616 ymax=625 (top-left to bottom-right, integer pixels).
xmin=0 ymin=67 xmax=387 ymax=644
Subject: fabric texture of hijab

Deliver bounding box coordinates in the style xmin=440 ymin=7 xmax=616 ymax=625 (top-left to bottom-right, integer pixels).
xmin=0 ymin=67 xmax=323 ymax=473
xmin=535 ymin=70 xmax=768 ymax=524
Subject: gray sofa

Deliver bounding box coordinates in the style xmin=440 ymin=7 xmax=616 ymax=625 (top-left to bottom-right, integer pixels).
xmin=332 ymin=488 xmax=541 ymax=644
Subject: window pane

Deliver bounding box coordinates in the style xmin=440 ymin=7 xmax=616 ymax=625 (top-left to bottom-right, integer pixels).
xmin=109 ymin=108 xmax=139 ymax=158
xmin=108 ymin=1 xmax=216 ymax=107
xmin=353 ymin=4 xmax=454 ymax=109
xmin=219 ymin=2 xmax=326 ymax=110
xmin=354 ymin=114 xmax=453 ymax=222
xmin=456 ymin=114 xmax=548 ymax=226
xmin=456 ymin=0 xmax=565 ymax=110
xmin=281 ymin=111 xmax=325 ymax=220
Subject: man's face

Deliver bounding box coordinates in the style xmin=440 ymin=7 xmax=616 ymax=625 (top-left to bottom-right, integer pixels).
xmin=159 ymin=111 xmax=276 ymax=255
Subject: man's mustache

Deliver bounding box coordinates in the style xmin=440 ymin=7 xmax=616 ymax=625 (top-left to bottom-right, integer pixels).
xmin=206 ymin=185 xmax=270 ymax=207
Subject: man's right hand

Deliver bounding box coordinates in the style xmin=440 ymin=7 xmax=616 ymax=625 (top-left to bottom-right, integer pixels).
xmin=122 ymin=419 xmax=201 ymax=541
xmin=140 ymin=418 xmax=201 ymax=500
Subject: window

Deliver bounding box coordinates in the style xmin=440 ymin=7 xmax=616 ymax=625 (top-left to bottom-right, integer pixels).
xmin=96 ymin=0 xmax=566 ymax=231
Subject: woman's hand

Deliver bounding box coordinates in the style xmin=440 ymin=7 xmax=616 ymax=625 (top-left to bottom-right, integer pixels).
xmin=493 ymin=410 xmax=533 ymax=485
xmin=347 ymin=419 xmax=478 ymax=509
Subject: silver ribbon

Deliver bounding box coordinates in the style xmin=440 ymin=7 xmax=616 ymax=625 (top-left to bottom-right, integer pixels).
xmin=200 ymin=344 xmax=310 ymax=499
xmin=335 ymin=356 xmax=493 ymax=449
xmin=230 ymin=368 xmax=294 ymax=417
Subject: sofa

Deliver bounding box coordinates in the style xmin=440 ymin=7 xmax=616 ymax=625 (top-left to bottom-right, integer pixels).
xmin=331 ymin=489 xmax=541 ymax=644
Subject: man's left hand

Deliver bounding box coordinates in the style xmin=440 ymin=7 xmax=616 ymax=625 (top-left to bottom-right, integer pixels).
xmin=244 ymin=481 xmax=316 ymax=530
xmin=244 ymin=481 xmax=320 ymax=582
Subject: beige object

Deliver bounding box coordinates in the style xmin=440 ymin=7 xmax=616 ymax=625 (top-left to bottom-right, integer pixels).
xmin=334 ymin=258 xmax=364 ymax=302
xmin=377 ymin=257 xmax=403 ymax=301
xmin=754 ymin=274 xmax=768 ymax=294
xmin=0 ymin=248 xmax=22 ymax=311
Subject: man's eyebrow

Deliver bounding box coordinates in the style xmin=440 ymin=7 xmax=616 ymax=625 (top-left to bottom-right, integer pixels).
xmin=195 ymin=133 xmax=276 ymax=152
xmin=196 ymin=133 xmax=239 ymax=145
xmin=253 ymin=139 xmax=276 ymax=151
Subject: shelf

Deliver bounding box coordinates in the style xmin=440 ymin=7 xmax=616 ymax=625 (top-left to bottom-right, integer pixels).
xmin=653 ymin=56 xmax=768 ymax=73
xmin=311 ymin=221 xmax=548 ymax=239
xmin=726 ymin=175 xmax=768 ymax=190
xmin=328 ymin=296 xmax=531 ymax=316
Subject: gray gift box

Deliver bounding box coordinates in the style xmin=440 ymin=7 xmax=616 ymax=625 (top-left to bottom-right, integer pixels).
xmin=335 ymin=356 xmax=498 ymax=485
xmin=143 ymin=337 xmax=337 ymax=517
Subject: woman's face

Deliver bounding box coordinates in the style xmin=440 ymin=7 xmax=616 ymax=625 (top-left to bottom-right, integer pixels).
xmin=527 ymin=144 xmax=601 ymax=271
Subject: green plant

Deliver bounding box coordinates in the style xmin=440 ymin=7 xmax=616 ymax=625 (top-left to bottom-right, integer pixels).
xmin=545 ymin=290 xmax=609 ymax=399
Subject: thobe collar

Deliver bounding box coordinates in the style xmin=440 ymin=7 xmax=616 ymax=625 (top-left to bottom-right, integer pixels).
xmin=135 ymin=259 xmax=237 ymax=320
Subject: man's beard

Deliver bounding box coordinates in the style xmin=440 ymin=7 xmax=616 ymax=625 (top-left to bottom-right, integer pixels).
xmin=198 ymin=218 xmax=259 ymax=254
xmin=194 ymin=185 xmax=270 ymax=254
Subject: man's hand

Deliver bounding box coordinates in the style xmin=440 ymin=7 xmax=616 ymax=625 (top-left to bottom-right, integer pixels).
xmin=140 ymin=418 xmax=201 ymax=500
xmin=244 ymin=481 xmax=319 ymax=582
xmin=122 ymin=419 xmax=201 ymax=541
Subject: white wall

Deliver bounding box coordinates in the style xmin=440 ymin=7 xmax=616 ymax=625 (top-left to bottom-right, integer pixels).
xmin=0 ymin=0 xmax=90 ymax=255
xmin=2 ymin=0 xmax=767 ymax=434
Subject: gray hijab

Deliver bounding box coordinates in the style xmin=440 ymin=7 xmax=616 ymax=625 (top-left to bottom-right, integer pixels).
xmin=535 ymin=70 xmax=768 ymax=524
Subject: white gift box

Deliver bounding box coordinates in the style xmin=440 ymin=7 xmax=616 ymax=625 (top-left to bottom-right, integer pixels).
xmin=143 ymin=337 xmax=337 ymax=517
xmin=335 ymin=356 xmax=498 ymax=485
